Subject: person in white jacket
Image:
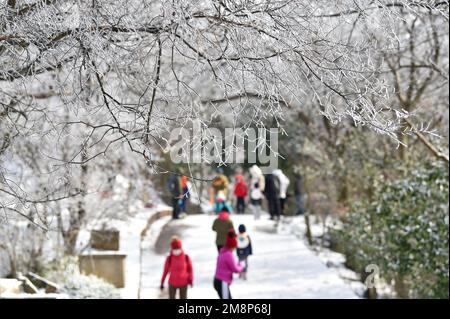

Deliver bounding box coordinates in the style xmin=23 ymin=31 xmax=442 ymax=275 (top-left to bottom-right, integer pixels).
xmin=273 ymin=169 xmax=290 ymax=216
xmin=248 ymin=165 xmax=265 ymax=220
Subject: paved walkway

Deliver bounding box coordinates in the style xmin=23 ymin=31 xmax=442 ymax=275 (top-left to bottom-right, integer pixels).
xmin=139 ymin=213 xmax=362 ymax=299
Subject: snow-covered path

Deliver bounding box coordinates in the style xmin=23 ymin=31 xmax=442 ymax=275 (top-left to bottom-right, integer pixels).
xmin=140 ymin=213 xmax=362 ymax=299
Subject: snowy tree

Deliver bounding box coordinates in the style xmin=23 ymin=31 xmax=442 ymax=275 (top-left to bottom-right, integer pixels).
xmin=0 ymin=1 xmax=449 ymax=278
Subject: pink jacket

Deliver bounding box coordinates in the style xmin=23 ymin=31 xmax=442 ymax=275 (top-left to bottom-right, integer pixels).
xmin=161 ymin=251 xmax=193 ymax=288
xmin=214 ymin=248 xmax=244 ymax=284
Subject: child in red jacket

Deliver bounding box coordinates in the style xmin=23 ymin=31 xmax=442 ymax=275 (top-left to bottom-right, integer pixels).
xmin=234 ymin=175 xmax=248 ymax=214
xmin=160 ymin=237 xmax=193 ymax=299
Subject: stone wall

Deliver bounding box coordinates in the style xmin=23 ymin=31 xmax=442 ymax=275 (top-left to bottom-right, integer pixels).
xmin=79 ymin=253 xmax=126 ymax=288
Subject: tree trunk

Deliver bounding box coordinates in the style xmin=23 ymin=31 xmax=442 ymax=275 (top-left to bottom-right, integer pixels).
xmin=199 ymin=164 xmax=205 ymax=205
xmin=8 ymin=250 xmax=18 ymax=278
xmin=367 ymin=287 xmax=378 ymax=299
xmin=304 ymin=213 xmax=313 ymax=246
xmin=64 ymin=146 xmax=88 ymax=255
xmin=394 ymin=274 xmax=410 ymax=299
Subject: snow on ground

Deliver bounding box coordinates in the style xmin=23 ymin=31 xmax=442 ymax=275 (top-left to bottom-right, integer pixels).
xmin=289 ymin=216 xmax=367 ymax=295
xmin=119 ymin=203 xmax=172 ymax=299
xmin=71 ymin=176 xmax=173 ymax=299
xmin=139 ymin=212 xmax=365 ymax=299
xmin=74 ymin=195 xmax=172 ymax=299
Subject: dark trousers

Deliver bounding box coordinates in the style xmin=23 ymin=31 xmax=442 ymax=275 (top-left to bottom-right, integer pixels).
xmin=214 ymin=278 xmax=232 ymax=299
xmin=236 ymin=197 xmax=245 ymax=214
xmin=169 ymin=285 xmax=188 ymax=299
xmin=267 ymin=198 xmax=281 ymax=219
xmin=172 ymin=197 xmax=180 ymax=219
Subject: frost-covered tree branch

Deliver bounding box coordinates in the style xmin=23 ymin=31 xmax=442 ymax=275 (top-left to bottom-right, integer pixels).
xmin=0 ymin=0 xmax=448 ymax=223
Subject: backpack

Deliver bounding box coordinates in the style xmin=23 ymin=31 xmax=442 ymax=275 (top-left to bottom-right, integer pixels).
xmin=272 ymin=174 xmax=281 ymax=196
xmin=235 ymin=182 xmax=248 ymax=197
xmin=167 ymin=175 xmax=181 ymax=196
xmin=180 ymin=176 xmax=188 ymax=188
xmin=237 ymin=235 xmax=250 ymax=249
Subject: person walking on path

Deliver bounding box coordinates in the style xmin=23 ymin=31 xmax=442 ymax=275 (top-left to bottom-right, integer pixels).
xmin=249 ymin=165 xmax=265 ymax=220
xmin=167 ymin=174 xmax=182 ymax=219
xmin=160 ymin=237 xmax=194 ymax=299
xmin=273 ymin=169 xmax=290 ymax=215
xmin=179 ymin=175 xmax=190 ymax=215
xmin=264 ymin=172 xmax=281 ymax=221
xmin=213 ymin=230 xmax=244 ymax=299
xmin=234 ymin=174 xmax=248 ymax=214
xmin=236 ymin=224 xmax=253 ymax=280
xmin=210 ymin=168 xmax=230 ymax=213
xmin=212 ymin=207 xmax=235 ymax=252
xmin=214 ymin=190 xmax=234 ymax=214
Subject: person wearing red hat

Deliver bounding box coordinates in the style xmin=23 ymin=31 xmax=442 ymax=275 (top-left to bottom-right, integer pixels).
xmin=160 ymin=236 xmax=193 ymax=299
xmin=213 ymin=230 xmax=244 ymax=299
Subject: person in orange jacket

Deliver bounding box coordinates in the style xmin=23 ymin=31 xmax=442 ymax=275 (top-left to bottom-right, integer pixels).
xmin=180 ymin=175 xmax=189 ymax=214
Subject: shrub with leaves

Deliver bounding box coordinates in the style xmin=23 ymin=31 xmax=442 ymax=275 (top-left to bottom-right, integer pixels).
xmin=338 ymin=163 xmax=449 ymax=298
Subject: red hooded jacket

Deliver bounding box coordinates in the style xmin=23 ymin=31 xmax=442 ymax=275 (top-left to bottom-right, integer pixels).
xmin=160 ymin=250 xmax=193 ymax=288
xmin=234 ymin=175 xmax=248 ymax=198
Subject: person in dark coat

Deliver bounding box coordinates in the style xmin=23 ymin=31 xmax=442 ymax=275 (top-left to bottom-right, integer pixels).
xmin=264 ymin=173 xmax=281 ymax=220
xmin=167 ymin=174 xmax=182 ymax=219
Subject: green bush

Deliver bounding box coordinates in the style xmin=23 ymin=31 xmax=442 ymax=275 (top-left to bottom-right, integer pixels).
xmin=338 ymin=163 xmax=449 ymax=298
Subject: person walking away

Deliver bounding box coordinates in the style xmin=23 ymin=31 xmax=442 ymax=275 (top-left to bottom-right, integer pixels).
xmin=236 ymin=224 xmax=252 ymax=280
xmin=160 ymin=237 xmax=194 ymax=299
xmin=234 ymin=175 xmax=248 ymax=214
xmin=210 ymin=168 xmax=230 ymax=213
xmin=180 ymin=175 xmax=189 ymax=215
xmin=212 ymin=207 xmax=234 ymax=252
xmin=264 ymin=172 xmax=281 ymax=221
xmin=214 ymin=230 xmax=244 ymax=299
xmin=167 ymin=174 xmax=182 ymax=219
xmin=215 ymin=190 xmax=233 ymax=213
xmin=249 ymin=165 xmax=265 ymax=220
xmin=273 ymin=169 xmax=290 ymax=215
